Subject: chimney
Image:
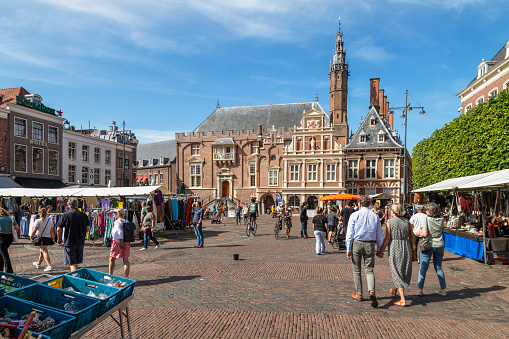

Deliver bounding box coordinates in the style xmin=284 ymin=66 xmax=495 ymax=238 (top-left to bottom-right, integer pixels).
xmin=388 ymin=111 xmax=394 ymax=130
xmin=378 ymin=89 xmax=385 ymax=116
xmin=257 ymin=124 xmax=263 ymax=137
xmin=370 ymin=78 xmax=380 ymax=111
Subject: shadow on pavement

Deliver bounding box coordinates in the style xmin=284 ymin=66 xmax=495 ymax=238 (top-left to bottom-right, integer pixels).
xmin=136 ymin=275 xmax=200 ymax=287
xmin=442 ymin=256 xmax=467 ymax=262
xmin=407 ymin=285 xmax=507 ymax=307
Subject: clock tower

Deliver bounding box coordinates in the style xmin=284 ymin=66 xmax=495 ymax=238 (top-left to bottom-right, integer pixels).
xmin=329 ymin=17 xmax=349 ymax=146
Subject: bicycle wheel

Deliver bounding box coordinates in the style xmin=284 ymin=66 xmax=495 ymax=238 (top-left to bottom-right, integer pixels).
xmin=252 ymin=222 xmax=257 ymax=235
xmin=246 ymin=222 xmax=252 ymax=236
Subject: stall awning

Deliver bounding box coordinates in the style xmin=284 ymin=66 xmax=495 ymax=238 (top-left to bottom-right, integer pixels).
xmin=136 ymin=175 xmax=143 ymax=183
xmin=318 ymin=194 xmax=360 ymax=201
xmin=412 ymin=172 xmax=494 ymax=193
xmin=0 ymin=185 xmax=171 ymax=198
xmin=457 ymin=168 xmax=509 ymax=190
xmin=141 ymin=175 xmax=148 ymax=182
xmin=0 ymin=187 xmax=85 ymax=198
xmin=0 ymin=177 xmax=22 ymax=188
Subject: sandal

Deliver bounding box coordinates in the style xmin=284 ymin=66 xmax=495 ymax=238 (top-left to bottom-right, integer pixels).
xmin=389 ymin=288 xmax=397 ymax=298
xmin=394 ymin=300 xmax=406 ymax=307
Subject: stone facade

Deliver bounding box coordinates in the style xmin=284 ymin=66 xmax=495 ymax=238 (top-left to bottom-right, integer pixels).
xmin=0 ymin=110 xmax=8 ymax=174
xmin=457 ymin=40 xmax=509 ymax=114
xmin=136 ymin=139 xmax=177 ymax=193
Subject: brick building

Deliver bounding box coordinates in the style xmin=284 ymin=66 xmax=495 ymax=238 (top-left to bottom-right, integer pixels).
xmin=0 ymin=87 xmax=66 ymax=188
xmin=136 ymin=139 xmax=177 ymax=193
xmin=457 ymin=40 xmax=509 ymax=114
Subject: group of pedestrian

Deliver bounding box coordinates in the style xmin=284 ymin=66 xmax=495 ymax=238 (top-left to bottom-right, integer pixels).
xmin=345 ymin=195 xmax=447 ymax=308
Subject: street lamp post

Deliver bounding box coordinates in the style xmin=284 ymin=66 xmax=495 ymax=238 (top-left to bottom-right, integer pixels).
xmin=389 ymin=90 xmax=425 ymax=206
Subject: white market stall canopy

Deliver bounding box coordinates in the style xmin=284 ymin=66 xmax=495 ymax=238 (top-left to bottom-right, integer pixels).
xmin=370 ymin=192 xmax=398 ymax=199
xmin=413 ymin=168 xmax=509 ymax=193
xmin=0 ymin=185 xmax=170 ymax=198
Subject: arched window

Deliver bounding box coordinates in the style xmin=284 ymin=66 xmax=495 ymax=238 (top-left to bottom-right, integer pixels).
xmin=307 ymin=196 xmax=318 ymax=209
xmin=288 ymin=195 xmax=301 ymax=208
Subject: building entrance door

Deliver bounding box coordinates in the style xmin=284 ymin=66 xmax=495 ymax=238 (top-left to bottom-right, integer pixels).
xmin=222 ymin=181 xmax=230 ymax=197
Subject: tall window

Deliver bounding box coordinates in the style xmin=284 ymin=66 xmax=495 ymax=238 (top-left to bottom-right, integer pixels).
xmin=48 ymin=151 xmax=58 ymax=175
xmin=14 ymin=118 xmax=26 ymax=137
xmin=69 ymin=142 xmax=76 ymax=160
xmin=155 ymin=172 xmax=159 ymax=185
xmin=48 ymin=127 xmax=58 ymax=144
xmin=82 ymin=167 xmax=89 ymax=184
xmin=348 ymin=160 xmax=359 ymax=179
xmin=33 ymin=148 xmax=43 ymax=173
xmin=94 ymin=168 xmax=100 ymax=185
xmin=117 ymin=155 xmax=123 ymax=169
xmin=191 ymin=144 xmax=200 ymax=155
xmin=15 ymin=145 xmax=27 ymax=172
xmin=268 ymin=170 xmax=278 ymax=186
xmin=365 ymin=160 xmax=376 ymax=179
xmin=82 ymin=145 xmax=89 ymax=162
xmin=489 ymin=89 xmax=498 ymax=98
xmin=249 ymin=163 xmax=256 ymax=186
xmin=326 ymin=164 xmax=336 ymax=181
xmin=190 ymin=164 xmax=202 ymax=187
xmin=149 ymin=174 xmax=153 ymax=185
xmin=159 ymin=173 xmax=164 ymax=185
xmin=308 ymin=164 xmax=317 ymax=181
xmin=384 ymin=159 xmax=395 ymax=178
xmin=251 ymin=142 xmax=259 ymax=154
xmin=68 ymin=165 xmax=75 ymax=183
xmin=124 ymin=155 xmax=130 ymax=169
xmin=360 ymin=135 xmax=366 ymax=143
xmin=105 ymin=150 xmax=111 ymax=165
xmin=477 ymin=97 xmax=484 ymax=105
xmin=94 ymin=148 xmax=100 ymax=164
xmin=105 ymin=170 xmax=111 ymax=186
xmin=289 ymin=165 xmax=299 ymax=181
xmin=32 ymin=122 xmax=43 ymax=141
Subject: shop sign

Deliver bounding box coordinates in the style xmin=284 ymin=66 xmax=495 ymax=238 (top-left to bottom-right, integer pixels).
xmin=16 ymin=96 xmax=56 ymax=115
xmin=29 ymin=139 xmax=48 ymax=147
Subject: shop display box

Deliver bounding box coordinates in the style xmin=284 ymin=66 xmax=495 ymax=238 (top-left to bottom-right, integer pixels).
xmin=8 ymin=283 xmax=101 ymax=333
xmin=0 ymin=295 xmax=75 ymax=339
xmin=43 ymin=275 xmax=121 ymax=316
xmin=67 ymin=268 xmax=135 ymax=303
xmin=0 ymin=271 xmax=38 ymax=293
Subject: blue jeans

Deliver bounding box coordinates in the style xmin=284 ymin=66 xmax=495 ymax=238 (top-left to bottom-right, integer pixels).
xmin=236 ymin=214 xmax=241 ymax=225
xmin=314 ymin=230 xmax=326 ymax=254
xmin=143 ymin=229 xmax=159 ymax=248
xmin=301 ymin=221 xmax=308 ymax=238
xmin=194 ymin=224 xmax=204 ymax=246
xmin=418 ymin=247 xmax=446 ymax=289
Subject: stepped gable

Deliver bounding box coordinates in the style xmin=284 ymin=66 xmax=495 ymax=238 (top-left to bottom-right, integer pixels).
xmin=344 ymin=106 xmax=402 ymax=150
xmin=0 ymin=87 xmax=30 ymax=109
xmin=137 ymin=139 xmax=176 ymax=166
xmin=194 ymin=102 xmax=326 ymax=133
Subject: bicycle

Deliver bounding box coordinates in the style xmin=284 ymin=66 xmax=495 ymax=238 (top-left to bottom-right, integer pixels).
xmin=246 ymin=215 xmax=257 ymax=236
xmin=274 ymin=216 xmax=282 ymax=239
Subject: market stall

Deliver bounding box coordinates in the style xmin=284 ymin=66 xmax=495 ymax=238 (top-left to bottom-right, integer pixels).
xmin=413 ymin=168 xmax=509 ymax=265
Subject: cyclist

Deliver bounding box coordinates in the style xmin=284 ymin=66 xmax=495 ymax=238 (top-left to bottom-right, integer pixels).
xmin=248 ymin=198 xmax=258 ymax=231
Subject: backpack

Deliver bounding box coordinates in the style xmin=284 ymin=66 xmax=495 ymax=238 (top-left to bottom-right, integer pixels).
xmin=123 ymin=221 xmax=136 ymax=243
xmin=249 ymin=203 xmax=257 ymax=214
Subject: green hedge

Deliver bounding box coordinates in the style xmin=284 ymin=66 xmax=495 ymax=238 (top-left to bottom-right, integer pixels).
xmin=412 ymin=87 xmax=509 ymax=189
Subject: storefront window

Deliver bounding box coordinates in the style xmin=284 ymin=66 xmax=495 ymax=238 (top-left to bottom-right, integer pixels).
xmin=15 ymin=145 xmax=27 ymax=172
xmin=48 ymin=151 xmax=58 ymax=175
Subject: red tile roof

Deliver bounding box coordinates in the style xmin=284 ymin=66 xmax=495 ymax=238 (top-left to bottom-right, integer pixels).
xmin=0 ymin=87 xmax=30 ymax=109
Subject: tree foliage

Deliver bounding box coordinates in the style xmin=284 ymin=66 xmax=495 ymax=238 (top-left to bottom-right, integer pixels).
xmin=412 ymin=88 xmax=509 ymax=189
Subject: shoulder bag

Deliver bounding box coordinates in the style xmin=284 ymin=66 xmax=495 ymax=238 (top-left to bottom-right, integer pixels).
xmin=33 ymin=219 xmax=54 ymax=246
xmin=10 ymin=217 xmax=19 ymax=243
xmin=418 ymin=232 xmax=432 ymax=252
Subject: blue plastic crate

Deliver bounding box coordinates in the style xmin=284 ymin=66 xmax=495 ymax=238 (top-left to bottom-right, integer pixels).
xmin=43 ymin=275 xmax=121 ymax=316
xmin=0 ymin=285 xmax=4 ymax=297
xmin=0 ymin=271 xmax=38 ymax=292
xmin=8 ymin=327 xmax=51 ymax=339
xmin=67 ymin=268 xmax=135 ymax=303
xmin=0 ymin=295 xmax=75 ymax=339
xmin=8 ymin=283 xmax=101 ymax=333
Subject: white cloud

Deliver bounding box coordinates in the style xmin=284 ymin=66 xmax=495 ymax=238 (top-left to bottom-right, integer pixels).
xmin=134 ymin=129 xmax=177 ymax=144
xmin=349 ymin=37 xmax=395 ymax=64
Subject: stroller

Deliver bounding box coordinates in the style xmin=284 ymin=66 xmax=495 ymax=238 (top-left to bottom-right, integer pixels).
xmin=331 ymin=222 xmax=347 ymax=251
xmin=211 ymin=210 xmax=222 ymax=224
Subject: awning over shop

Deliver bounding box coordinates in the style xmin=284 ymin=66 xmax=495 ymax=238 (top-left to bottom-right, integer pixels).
xmin=412 ymin=172 xmax=494 ymax=193
xmin=370 ymin=192 xmax=398 ymax=199
xmin=0 ymin=185 xmax=170 ymax=198
xmin=14 ymin=177 xmax=68 ymax=189
xmin=0 ymin=177 xmax=22 ymax=188
xmin=141 ymin=175 xmax=148 ymax=182
xmin=318 ymin=194 xmax=360 ymax=201
xmin=0 ymin=187 xmax=85 ymax=198
xmin=457 ymin=168 xmax=509 ymax=190
xmin=136 ymin=175 xmax=143 ymax=183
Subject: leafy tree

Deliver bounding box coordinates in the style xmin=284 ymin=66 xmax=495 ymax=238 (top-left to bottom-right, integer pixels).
xmin=412 ymin=88 xmax=509 ymax=189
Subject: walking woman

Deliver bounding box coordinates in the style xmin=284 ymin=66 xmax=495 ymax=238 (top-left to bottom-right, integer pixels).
xmin=416 ymin=202 xmax=447 ymax=297
xmin=373 ymin=202 xmax=385 ymax=225
xmin=30 ymin=208 xmax=55 ymax=272
xmin=140 ymin=205 xmax=160 ymax=250
xmin=109 ymin=208 xmax=130 ymax=277
xmin=282 ymin=204 xmax=292 ymax=239
xmin=0 ymin=208 xmax=19 ymax=273
xmin=378 ymin=203 xmax=413 ymax=306
xmin=312 ymin=207 xmax=328 ymax=255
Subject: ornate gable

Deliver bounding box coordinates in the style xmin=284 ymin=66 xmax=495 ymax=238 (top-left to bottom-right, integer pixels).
xmin=300 ymin=102 xmax=328 ymax=130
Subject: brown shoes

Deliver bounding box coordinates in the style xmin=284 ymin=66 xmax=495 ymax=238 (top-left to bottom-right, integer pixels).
xmin=197 ymin=245 xmax=203 ymax=248
xmin=351 ymin=293 xmax=363 ymax=301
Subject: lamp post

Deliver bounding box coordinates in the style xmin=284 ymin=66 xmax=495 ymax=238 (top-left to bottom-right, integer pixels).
xmin=389 ymin=90 xmax=425 ymax=206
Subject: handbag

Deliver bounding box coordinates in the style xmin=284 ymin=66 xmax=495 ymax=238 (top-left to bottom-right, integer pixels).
xmin=10 ymin=217 xmax=19 ymax=243
xmin=33 ymin=219 xmax=51 ymax=246
xmin=418 ymin=235 xmax=432 ymax=252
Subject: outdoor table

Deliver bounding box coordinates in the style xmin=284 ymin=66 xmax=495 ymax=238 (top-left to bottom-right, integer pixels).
xmin=69 ymin=294 xmax=133 ymax=339
xmin=443 ymin=228 xmax=484 ymax=260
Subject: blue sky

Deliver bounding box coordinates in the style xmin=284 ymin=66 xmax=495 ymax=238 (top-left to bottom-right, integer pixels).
xmin=1 ymin=0 xmax=509 ymax=153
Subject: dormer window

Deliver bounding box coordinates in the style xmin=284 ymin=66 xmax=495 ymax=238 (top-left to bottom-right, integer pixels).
xmin=370 ymin=118 xmax=375 ymax=126
xmin=378 ymin=134 xmax=384 ymax=142
xmin=360 ymin=135 xmax=366 ymax=143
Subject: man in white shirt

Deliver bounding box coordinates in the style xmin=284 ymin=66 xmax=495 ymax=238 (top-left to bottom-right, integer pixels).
xmin=409 ymin=205 xmax=427 ymax=263
xmin=345 ymin=196 xmax=384 ymax=308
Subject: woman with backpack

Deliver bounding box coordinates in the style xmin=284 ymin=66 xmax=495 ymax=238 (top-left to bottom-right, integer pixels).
xmin=109 ymin=208 xmax=130 ymax=278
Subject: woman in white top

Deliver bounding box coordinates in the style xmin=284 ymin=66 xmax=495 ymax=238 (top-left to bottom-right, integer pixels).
xmin=109 ymin=208 xmax=130 ymax=278
xmin=30 ymin=208 xmax=54 ymax=272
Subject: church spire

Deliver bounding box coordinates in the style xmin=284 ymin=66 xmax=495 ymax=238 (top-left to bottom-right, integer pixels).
xmin=330 ymin=16 xmax=348 ymax=73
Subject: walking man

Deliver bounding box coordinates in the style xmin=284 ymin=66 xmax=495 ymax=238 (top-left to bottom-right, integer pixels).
xmin=56 ymin=198 xmax=90 ymax=272
xmin=193 ymin=201 xmax=204 ymax=248
xmin=345 ymin=195 xmax=384 ymax=308
xmin=235 ymin=204 xmax=242 ymax=225
xmin=300 ymin=202 xmax=309 ymax=238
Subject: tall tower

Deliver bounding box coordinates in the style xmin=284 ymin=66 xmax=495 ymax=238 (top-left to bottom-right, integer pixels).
xmin=329 ymin=17 xmax=349 ymax=145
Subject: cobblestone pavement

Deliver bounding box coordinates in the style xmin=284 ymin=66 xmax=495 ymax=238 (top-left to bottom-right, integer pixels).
xmin=8 ymin=215 xmax=509 ymax=338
